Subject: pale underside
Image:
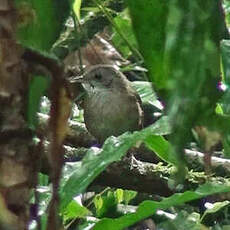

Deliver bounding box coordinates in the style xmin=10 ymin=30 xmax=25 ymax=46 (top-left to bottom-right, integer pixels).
xmin=84 ymin=89 xmax=143 ymax=142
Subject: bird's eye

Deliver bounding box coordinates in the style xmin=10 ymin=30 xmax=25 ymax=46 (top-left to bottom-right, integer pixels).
xmin=95 ymin=74 xmax=102 ymax=80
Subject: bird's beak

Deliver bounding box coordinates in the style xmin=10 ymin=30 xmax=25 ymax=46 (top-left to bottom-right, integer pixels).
xmin=69 ymin=76 xmax=85 ymax=83
xmin=71 ymin=76 xmax=94 ymax=92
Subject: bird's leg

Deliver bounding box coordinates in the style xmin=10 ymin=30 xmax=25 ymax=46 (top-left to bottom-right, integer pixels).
xmin=203 ymin=150 xmax=212 ymax=176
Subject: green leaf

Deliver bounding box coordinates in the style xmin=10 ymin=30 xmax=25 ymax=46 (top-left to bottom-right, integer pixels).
xmin=115 ymin=189 xmax=124 ymax=204
xmin=38 ymin=173 xmax=49 ymax=186
xmin=123 ymin=190 xmax=137 ymax=205
xmin=144 ymin=135 xmax=177 ymax=165
xmin=132 ymin=81 xmax=163 ymax=111
xmin=162 ymin=1 xmax=223 ymax=181
xmin=73 ymin=0 xmax=82 ymax=21
xmin=60 ymin=116 xmax=171 ymax=210
xmin=200 ymin=200 xmax=230 ymax=222
xmin=159 ymin=211 xmax=202 ymax=230
xmin=15 ymin=0 xmax=70 ymax=51
xmin=94 ymin=195 xmax=104 ymax=216
xmin=215 ymin=103 xmax=224 ymax=115
xmin=127 ymin=0 xmax=168 ymax=88
xmin=93 ymin=183 xmax=230 ymax=230
xmin=81 ymin=7 xmax=100 ymax=13
xmin=40 ymin=215 xmax=48 ymax=230
xmin=219 ymin=40 xmax=230 ymax=115
xmin=221 ymin=40 xmax=230 ymax=85
xmin=112 ymin=10 xmax=138 ymax=58
xmin=63 ymin=200 xmax=89 ymax=222
xmin=27 ymin=75 xmax=50 ymax=129
xmin=77 ymin=219 xmax=98 ymax=230
xmin=94 ymin=193 xmax=117 ymax=218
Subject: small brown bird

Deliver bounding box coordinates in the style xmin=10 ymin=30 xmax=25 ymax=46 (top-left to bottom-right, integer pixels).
xmin=80 ymin=65 xmax=143 ymax=142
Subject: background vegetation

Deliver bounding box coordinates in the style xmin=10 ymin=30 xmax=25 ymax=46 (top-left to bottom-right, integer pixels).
xmin=1 ymin=0 xmax=230 ymax=229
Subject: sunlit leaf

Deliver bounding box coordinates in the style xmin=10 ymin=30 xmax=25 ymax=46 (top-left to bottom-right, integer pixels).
xmin=73 ymin=0 xmax=82 ymax=21
xmin=63 ymin=200 xmax=90 ymax=222
xmin=94 ymin=193 xmax=117 ymax=218
xmin=115 ymin=189 xmax=124 ymax=204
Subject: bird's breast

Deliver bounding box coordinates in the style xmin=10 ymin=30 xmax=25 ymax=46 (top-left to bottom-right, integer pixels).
xmin=83 ymin=90 xmax=143 ymax=142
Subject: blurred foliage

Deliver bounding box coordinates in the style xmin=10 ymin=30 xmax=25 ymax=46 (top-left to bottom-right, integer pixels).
xmin=15 ymin=0 xmax=70 ymax=51
xmin=15 ymin=0 xmax=230 ymax=229
xmin=164 ymin=1 xmax=225 ymax=180
xmin=111 ymin=9 xmax=138 ymax=59
xmin=52 ymin=0 xmax=125 ymax=59
xmin=127 ymin=0 xmax=168 ymax=89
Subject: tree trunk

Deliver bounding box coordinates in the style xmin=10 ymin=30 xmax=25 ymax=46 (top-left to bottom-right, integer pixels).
xmin=0 ymin=1 xmax=36 ymax=229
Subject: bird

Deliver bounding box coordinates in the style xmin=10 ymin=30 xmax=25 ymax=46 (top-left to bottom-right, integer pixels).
xmin=79 ymin=65 xmax=143 ymax=143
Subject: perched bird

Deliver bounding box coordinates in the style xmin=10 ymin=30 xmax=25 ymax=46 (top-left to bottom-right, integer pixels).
xmin=79 ymin=65 xmax=143 ymax=143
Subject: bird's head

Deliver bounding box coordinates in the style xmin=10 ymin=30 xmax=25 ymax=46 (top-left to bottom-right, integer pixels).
xmin=79 ymin=65 xmax=129 ymax=93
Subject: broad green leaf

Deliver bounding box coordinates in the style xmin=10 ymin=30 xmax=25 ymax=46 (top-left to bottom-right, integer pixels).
xmin=15 ymin=0 xmax=70 ymax=51
xmin=163 ymin=1 xmax=225 ymax=182
xmin=63 ymin=200 xmax=89 ymax=222
xmin=93 ymin=183 xmax=230 ymax=230
xmin=132 ymin=81 xmax=163 ymax=111
xmin=144 ymin=135 xmax=177 ymax=165
xmin=60 ymin=116 xmax=171 ymax=210
xmin=127 ymin=0 xmax=168 ymax=88
xmin=73 ymin=0 xmax=82 ymax=21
